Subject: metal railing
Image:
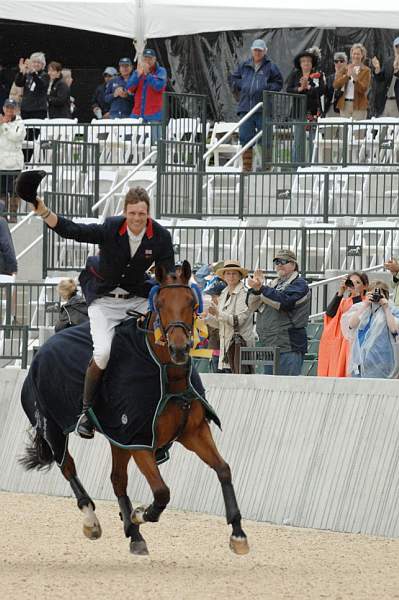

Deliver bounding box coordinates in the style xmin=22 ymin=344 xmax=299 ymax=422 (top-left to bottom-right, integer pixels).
xmin=42 ymin=223 xmax=399 ymax=278
xmin=0 ymin=282 xmax=60 ymax=330
xmin=0 ymin=325 xmax=29 ymax=368
xmin=156 ymin=169 xmax=399 ymax=220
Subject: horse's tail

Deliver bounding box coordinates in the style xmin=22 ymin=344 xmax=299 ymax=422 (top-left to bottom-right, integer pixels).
xmin=19 ymin=429 xmax=55 ymax=471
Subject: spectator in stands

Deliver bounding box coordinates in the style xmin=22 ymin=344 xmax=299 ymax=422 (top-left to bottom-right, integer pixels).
xmin=384 ymin=258 xmax=399 ymax=305
xmin=47 ymin=62 xmax=71 ymax=119
xmin=0 ymin=200 xmax=17 ymax=276
xmin=333 ymin=43 xmax=371 ymax=120
xmin=342 ymin=281 xmax=399 ymax=378
xmin=91 ymin=67 xmax=118 ymax=119
xmin=247 ymin=249 xmax=311 ymax=375
xmin=371 ymin=37 xmax=399 ymax=118
xmin=14 ymin=52 xmax=49 ymax=119
xmin=325 ymin=52 xmax=348 ymax=116
xmin=61 ymin=69 xmax=76 ymax=116
xmin=202 ymin=273 xmax=227 ymax=372
xmin=317 ymin=272 xmax=369 ymax=377
xmin=229 ymin=39 xmax=283 ymax=171
xmin=54 ymin=278 xmax=89 ymax=332
xmin=203 ymin=260 xmax=255 ymax=373
xmin=105 ymin=58 xmax=134 ymax=119
xmin=0 ymin=99 xmax=26 ymax=222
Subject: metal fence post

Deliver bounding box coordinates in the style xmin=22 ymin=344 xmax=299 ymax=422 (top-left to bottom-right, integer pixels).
xmin=323 ymin=173 xmax=329 ymax=223
xmin=42 ymin=222 xmax=48 ymax=278
xmin=213 ymin=228 xmax=219 ymax=262
xmin=21 ymin=326 xmax=28 ymax=369
xmin=342 ymin=123 xmax=348 ymax=167
xmin=300 ymin=226 xmax=307 ymax=278
xmin=238 ymin=173 xmax=245 ymax=219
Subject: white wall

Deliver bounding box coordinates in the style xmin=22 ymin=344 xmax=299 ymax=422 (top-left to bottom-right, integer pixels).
xmin=0 ymin=369 xmax=398 ymax=538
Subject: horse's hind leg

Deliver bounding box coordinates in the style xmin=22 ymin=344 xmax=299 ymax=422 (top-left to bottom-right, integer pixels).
xmin=130 ymin=450 xmax=170 ymax=526
xmin=62 ymin=449 xmax=102 ymax=540
xmin=110 ymin=446 xmax=148 ymax=555
xmin=179 ymin=421 xmax=249 ymax=555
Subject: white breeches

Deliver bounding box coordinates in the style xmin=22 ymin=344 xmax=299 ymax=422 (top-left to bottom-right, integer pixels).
xmin=88 ymin=295 xmax=148 ymax=369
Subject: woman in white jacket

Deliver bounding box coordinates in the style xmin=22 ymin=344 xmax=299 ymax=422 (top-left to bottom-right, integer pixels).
xmin=204 ymin=259 xmax=255 ymax=372
xmin=0 ymin=98 xmax=26 ymax=220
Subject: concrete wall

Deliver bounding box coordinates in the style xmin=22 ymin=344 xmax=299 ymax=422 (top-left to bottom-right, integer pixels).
xmin=0 ymin=369 xmax=398 ymax=538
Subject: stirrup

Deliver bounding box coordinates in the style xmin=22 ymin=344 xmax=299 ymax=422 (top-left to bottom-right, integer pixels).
xmin=75 ymin=413 xmax=95 ymax=439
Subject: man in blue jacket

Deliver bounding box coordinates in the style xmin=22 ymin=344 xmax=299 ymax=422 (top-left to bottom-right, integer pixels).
xmin=247 ymin=249 xmax=310 ymax=375
xmin=105 ymin=57 xmax=134 ymax=119
xmin=31 ymin=186 xmax=175 ymax=438
xmin=229 ymin=39 xmax=283 ymax=171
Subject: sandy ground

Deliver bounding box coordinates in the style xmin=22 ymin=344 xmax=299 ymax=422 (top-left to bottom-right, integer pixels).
xmin=0 ymin=492 xmax=398 ymax=600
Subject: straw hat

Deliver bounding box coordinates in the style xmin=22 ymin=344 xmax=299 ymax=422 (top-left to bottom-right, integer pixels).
xmin=215 ymin=259 xmax=248 ymax=280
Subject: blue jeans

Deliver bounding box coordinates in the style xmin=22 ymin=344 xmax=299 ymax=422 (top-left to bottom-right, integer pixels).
xmin=239 ymin=111 xmax=263 ymax=146
xmin=263 ymin=351 xmax=304 ymax=376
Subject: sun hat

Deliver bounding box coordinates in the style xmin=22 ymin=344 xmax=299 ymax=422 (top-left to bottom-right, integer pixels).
xmin=215 ymin=259 xmax=248 ymax=280
xmin=294 ymin=50 xmax=318 ymax=70
xmin=103 ymin=66 xmax=118 ymax=76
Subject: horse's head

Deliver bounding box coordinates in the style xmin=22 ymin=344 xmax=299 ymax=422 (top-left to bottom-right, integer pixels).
xmin=153 ymin=260 xmax=198 ymax=365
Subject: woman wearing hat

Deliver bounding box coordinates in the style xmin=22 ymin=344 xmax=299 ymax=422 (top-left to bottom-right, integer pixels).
xmin=204 ymin=260 xmax=255 ymax=373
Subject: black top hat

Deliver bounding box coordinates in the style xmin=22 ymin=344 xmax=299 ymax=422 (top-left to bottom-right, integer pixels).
xmin=294 ymin=50 xmax=318 ymax=71
xmin=15 ymin=170 xmax=47 ymax=208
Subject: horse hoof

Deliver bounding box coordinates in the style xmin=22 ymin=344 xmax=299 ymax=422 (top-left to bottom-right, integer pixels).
xmin=131 ymin=506 xmax=146 ymax=525
xmin=83 ymin=522 xmax=102 ymax=540
xmin=229 ymin=535 xmax=249 ymax=555
xmin=130 ymin=540 xmax=149 ymax=556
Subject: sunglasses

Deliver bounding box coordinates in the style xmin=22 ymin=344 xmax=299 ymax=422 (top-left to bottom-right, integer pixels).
xmin=334 ymin=59 xmax=346 ymax=63
xmin=273 ymin=258 xmax=292 ymax=266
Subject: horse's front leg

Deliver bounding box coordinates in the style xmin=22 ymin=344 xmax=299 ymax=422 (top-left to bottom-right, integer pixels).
xmin=110 ymin=446 xmax=148 ymax=555
xmin=179 ymin=420 xmax=249 ymax=555
xmin=62 ymin=450 xmax=102 ymax=540
xmin=130 ymin=449 xmax=170 ymax=525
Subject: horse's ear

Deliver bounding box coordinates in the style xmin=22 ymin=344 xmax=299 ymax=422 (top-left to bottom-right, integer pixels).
xmin=180 ymin=260 xmax=192 ymax=285
xmin=155 ymin=264 xmax=167 ymax=284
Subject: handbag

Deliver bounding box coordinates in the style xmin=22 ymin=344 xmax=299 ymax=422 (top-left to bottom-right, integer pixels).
xmin=225 ymin=315 xmax=253 ymax=374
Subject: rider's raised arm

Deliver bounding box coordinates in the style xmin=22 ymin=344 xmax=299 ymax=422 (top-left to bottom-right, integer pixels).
xmin=33 ymin=197 xmax=106 ymax=245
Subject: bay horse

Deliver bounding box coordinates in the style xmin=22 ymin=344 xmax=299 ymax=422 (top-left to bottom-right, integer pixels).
xmin=20 ymin=261 xmax=249 ymax=556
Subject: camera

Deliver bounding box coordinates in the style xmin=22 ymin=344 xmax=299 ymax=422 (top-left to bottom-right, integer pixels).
xmin=371 ymin=288 xmax=383 ymax=303
xmin=345 ymin=278 xmax=354 ymax=288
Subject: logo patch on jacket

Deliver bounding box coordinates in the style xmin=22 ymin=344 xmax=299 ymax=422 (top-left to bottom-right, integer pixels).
xmin=145 ymin=249 xmax=153 ymax=258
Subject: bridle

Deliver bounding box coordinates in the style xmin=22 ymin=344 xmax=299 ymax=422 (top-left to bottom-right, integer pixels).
xmin=152 ymin=283 xmax=198 ymax=345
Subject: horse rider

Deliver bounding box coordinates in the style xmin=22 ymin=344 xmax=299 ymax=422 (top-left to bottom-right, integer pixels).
xmin=29 ymin=184 xmax=175 ymax=439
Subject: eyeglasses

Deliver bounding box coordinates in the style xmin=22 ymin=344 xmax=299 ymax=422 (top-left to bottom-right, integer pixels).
xmin=273 ymin=258 xmax=292 ymax=266
xmin=334 ymin=59 xmax=346 ymax=63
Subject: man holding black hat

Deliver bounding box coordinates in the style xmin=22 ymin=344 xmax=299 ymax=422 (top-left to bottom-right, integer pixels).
xmin=105 ymin=57 xmax=134 ymax=118
xmin=229 ymin=39 xmax=283 ymax=171
xmin=127 ymin=48 xmax=167 ymax=141
xmin=247 ymin=249 xmax=311 ymax=376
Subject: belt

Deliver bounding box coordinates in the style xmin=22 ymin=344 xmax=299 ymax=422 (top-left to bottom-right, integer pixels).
xmin=387 ymin=97 xmax=397 ymax=100
xmin=345 ymin=99 xmax=354 ymax=102
xmin=104 ymin=292 xmax=135 ymax=299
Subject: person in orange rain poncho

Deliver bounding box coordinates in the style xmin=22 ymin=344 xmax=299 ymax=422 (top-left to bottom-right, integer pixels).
xmin=317 ymin=271 xmax=369 ymax=377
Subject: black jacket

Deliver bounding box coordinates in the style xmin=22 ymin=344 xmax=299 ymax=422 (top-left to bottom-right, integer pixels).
xmin=0 ymin=216 xmax=17 ymax=274
xmin=47 ymin=76 xmax=71 ymax=119
xmin=54 ymin=294 xmax=89 ymax=332
xmin=372 ymin=60 xmax=399 ymax=116
xmin=286 ymin=69 xmax=326 ymax=117
xmin=14 ymin=69 xmax=49 ymax=115
xmin=91 ymin=82 xmax=110 ymax=114
xmin=51 ymin=215 xmax=175 ymax=306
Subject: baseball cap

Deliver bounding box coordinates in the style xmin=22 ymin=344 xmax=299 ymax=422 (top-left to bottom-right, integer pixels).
xmin=3 ymin=98 xmax=18 ymax=109
xmin=103 ymin=66 xmax=118 ymax=76
xmin=273 ymin=248 xmax=297 ymax=262
xmin=143 ymin=48 xmax=156 ymax=58
xmin=119 ymin=57 xmax=132 ymax=66
xmin=251 ymin=39 xmax=267 ymax=51
xmin=394 ymin=37 xmax=399 ymax=47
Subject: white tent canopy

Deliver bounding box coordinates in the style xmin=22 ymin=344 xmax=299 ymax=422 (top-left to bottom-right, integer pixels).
xmin=2 ymin=0 xmax=399 ymax=49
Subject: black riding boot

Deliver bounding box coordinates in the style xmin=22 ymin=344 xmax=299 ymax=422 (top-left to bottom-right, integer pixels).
xmin=75 ymin=359 xmax=104 ymax=439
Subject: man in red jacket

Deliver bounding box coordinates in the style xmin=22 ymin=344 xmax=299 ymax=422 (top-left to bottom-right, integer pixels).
xmin=127 ymin=48 xmax=167 ymax=143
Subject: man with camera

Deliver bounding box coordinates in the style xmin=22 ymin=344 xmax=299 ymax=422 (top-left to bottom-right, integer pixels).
xmin=104 ymin=57 xmax=134 ymax=119
xmin=341 ymin=281 xmax=399 ymax=379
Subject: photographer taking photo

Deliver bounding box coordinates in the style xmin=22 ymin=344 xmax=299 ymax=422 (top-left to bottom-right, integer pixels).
xmin=318 ymin=271 xmax=369 ymax=377
xmin=341 ymin=280 xmax=399 ymax=378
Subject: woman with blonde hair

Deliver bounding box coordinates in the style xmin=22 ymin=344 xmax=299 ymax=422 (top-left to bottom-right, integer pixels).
xmin=341 ymin=280 xmax=399 ymax=378
xmin=333 ymin=43 xmax=371 ymax=120
xmin=55 ymin=278 xmax=88 ymax=332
